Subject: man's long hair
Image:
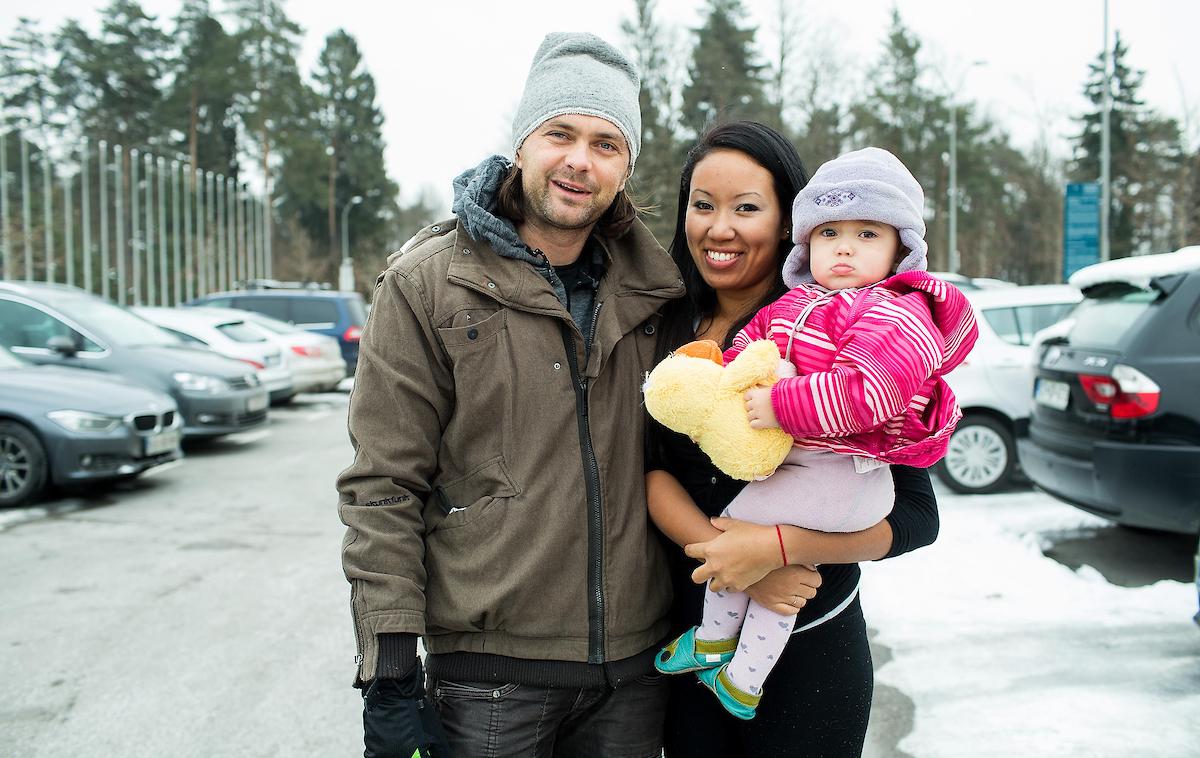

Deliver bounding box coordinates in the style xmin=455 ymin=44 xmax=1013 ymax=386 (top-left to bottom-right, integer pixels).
xmin=495 ymin=164 xmax=641 ymax=239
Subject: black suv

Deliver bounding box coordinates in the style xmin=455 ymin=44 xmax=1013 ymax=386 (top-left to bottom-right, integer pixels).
xmin=1018 ymin=248 xmax=1200 ymax=535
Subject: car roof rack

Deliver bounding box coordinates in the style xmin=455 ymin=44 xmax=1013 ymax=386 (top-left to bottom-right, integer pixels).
xmin=240 ymin=278 xmax=332 ymax=291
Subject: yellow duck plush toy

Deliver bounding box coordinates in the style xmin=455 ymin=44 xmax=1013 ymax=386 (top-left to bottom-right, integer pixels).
xmin=643 ymin=339 xmax=795 ymax=481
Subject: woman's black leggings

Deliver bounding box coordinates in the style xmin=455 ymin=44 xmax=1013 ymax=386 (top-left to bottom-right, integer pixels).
xmin=663 ymin=595 xmax=874 ymax=758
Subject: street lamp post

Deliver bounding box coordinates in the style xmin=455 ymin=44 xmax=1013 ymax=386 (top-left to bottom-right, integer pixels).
xmin=945 ymin=60 xmax=986 ymax=274
xmin=339 ymin=195 xmax=363 ymax=291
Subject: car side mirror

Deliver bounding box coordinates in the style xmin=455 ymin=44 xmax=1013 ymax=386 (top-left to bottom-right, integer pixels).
xmin=47 ymin=335 xmax=79 ymax=357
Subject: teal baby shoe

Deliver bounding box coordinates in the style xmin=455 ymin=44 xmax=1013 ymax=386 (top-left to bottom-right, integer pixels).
xmin=696 ymin=664 xmax=760 ymax=721
xmin=654 ymin=626 xmax=736 ymax=675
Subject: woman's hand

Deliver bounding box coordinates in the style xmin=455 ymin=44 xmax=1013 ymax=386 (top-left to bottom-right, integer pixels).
xmin=685 ymin=517 xmax=789 ymax=592
xmin=745 ymin=564 xmax=822 ymax=616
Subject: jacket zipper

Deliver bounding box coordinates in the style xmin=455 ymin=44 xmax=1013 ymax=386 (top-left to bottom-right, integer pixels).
xmin=351 ymin=579 xmax=366 ymax=670
xmin=558 ymin=316 xmax=606 ymax=664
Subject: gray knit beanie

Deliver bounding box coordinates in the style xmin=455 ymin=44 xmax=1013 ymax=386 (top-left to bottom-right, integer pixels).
xmin=511 ymin=32 xmax=642 ymax=173
xmin=782 ymin=147 xmax=928 ymax=288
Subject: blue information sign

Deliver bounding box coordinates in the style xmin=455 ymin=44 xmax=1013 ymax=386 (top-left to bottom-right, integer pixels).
xmin=1063 ymin=182 xmax=1101 ymax=280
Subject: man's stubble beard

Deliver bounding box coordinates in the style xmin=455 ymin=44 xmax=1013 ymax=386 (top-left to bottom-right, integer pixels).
xmin=523 ymin=173 xmax=610 ymax=232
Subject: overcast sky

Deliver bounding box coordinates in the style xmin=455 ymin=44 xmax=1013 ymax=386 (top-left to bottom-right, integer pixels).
xmin=4 ymin=1 xmax=1199 ymax=211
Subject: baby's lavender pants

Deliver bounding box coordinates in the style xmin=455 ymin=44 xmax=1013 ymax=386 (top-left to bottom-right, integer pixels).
xmin=697 ymin=449 xmax=895 ymax=695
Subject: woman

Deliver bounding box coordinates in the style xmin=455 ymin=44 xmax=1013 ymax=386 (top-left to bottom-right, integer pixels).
xmin=646 ymin=121 xmax=939 ymax=757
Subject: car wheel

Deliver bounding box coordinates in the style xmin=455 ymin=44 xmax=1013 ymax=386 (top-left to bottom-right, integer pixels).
xmin=0 ymin=421 xmax=49 ymax=507
xmin=935 ymin=414 xmax=1015 ymax=495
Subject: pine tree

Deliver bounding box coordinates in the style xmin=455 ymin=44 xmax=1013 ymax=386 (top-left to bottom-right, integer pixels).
xmin=680 ymin=0 xmax=773 ymax=136
xmin=1070 ymin=33 xmax=1184 ymax=257
xmin=621 ymin=0 xmax=682 ymax=243
xmin=0 ymin=18 xmax=58 ymax=137
xmin=287 ymin=28 xmax=395 ymax=280
xmin=53 ymin=0 xmax=169 ymax=150
xmin=227 ymin=0 xmax=306 ymax=201
xmin=163 ymin=0 xmax=241 ymax=178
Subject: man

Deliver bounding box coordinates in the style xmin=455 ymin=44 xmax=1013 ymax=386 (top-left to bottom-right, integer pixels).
xmin=338 ymin=32 xmax=685 ymax=757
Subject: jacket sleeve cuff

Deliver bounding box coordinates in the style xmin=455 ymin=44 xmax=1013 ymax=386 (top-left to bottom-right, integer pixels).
xmin=375 ymin=633 xmax=419 ymax=679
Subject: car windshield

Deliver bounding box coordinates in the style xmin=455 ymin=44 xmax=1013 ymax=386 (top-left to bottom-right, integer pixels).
xmin=0 ymin=345 xmax=26 ymax=370
xmin=51 ymin=296 xmax=178 ymax=347
xmin=216 ymin=321 xmax=268 ymax=343
xmin=1066 ymin=289 xmax=1158 ymax=349
xmin=245 ymin=313 xmax=301 ymax=335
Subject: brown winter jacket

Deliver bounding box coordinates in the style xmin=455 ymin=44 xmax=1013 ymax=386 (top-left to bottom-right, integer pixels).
xmin=338 ymin=216 xmax=684 ymax=684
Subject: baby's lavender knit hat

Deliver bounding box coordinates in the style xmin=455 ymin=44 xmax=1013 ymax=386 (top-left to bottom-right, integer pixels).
xmin=511 ymin=32 xmax=642 ymax=173
xmin=782 ymin=147 xmax=928 ymax=288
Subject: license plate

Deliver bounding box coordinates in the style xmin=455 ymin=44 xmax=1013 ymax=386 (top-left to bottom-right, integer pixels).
xmin=246 ymin=393 xmax=268 ymax=413
xmin=1034 ymin=378 xmax=1070 ymax=410
xmin=144 ymin=428 xmax=180 ymax=456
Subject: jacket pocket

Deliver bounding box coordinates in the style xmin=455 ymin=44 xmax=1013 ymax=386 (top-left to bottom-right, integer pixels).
xmin=437 ymin=308 xmax=506 ymax=349
xmin=430 ymin=456 xmax=520 ymax=531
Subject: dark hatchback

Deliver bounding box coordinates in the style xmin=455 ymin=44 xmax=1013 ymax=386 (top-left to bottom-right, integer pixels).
xmin=1018 ymin=248 xmax=1200 ymax=535
xmin=186 ymin=288 xmax=366 ymax=374
xmin=0 ymin=282 xmax=270 ymax=438
xmin=0 ymin=346 xmax=181 ymax=506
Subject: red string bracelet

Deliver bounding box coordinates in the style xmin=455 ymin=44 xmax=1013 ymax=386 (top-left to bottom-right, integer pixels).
xmin=775 ymin=525 xmax=788 ymax=566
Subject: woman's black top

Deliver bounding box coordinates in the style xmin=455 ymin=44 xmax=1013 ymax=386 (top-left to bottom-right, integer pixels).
xmin=649 ymin=424 xmax=939 ymax=633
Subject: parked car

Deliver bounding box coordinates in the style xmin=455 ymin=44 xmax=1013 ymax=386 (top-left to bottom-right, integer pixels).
xmin=0 ymin=344 xmax=181 ymax=507
xmin=186 ymin=288 xmax=366 ymax=374
xmin=134 ymin=306 xmax=296 ymax=405
xmin=1018 ymin=247 xmax=1200 ymax=534
xmin=936 ymin=284 xmax=1082 ymax=493
xmin=927 ymin=271 xmax=1018 ymax=291
xmin=224 ymin=309 xmax=346 ymax=394
xmin=0 ymin=282 xmax=269 ymax=438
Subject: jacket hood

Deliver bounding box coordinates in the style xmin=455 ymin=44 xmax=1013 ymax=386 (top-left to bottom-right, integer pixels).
xmin=883 ymin=271 xmax=978 ymax=375
xmin=451 ymin=155 xmax=542 ymax=267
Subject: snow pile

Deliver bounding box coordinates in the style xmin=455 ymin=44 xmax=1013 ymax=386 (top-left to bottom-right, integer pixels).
xmin=1069 ymin=246 xmax=1200 ymax=290
xmin=862 ymin=488 xmax=1198 ymax=757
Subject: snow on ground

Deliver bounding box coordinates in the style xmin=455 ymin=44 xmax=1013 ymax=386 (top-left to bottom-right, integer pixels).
xmin=862 ymin=486 xmax=1199 ymax=757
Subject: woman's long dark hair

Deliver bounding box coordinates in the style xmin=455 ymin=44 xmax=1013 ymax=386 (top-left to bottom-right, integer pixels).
xmin=654 ymin=121 xmax=810 ymax=364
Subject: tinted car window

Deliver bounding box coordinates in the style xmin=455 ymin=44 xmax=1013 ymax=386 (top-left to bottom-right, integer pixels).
xmin=234 ymin=296 xmax=291 ymax=322
xmin=346 ymin=296 xmax=367 ymax=325
xmin=1068 ymin=290 xmax=1157 ymax=349
xmin=0 ymin=299 xmax=104 ymax=352
xmin=50 ymin=297 xmax=176 ymax=348
xmin=291 ymin=299 xmax=338 ymax=325
xmin=1016 ymin=303 xmax=1075 ymax=343
xmin=982 ymin=307 xmax=1020 ymax=345
xmin=162 ymin=327 xmax=206 ymax=345
xmin=202 ymin=297 xmax=234 ymax=308
xmin=983 ymin=303 xmax=1077 ymax=347
xmin=216 ymin=321 xmax=267 ymax=343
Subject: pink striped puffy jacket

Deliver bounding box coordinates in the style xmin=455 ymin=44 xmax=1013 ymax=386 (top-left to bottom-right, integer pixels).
xmin=726 ymin=271 xmax=979 ymax=468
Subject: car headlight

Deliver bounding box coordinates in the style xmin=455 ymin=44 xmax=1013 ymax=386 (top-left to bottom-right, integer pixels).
xmin=47 ymin=410 xmax=122 ymax=433
xmin=172 ymin=371 xmax=230 ymax=393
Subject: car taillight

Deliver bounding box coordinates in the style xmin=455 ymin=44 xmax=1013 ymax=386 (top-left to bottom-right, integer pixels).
xmin=238 ymin=357 xmax=266 ymax=370
xmin=342 ymin=325 xmax=362 ymax=343
xmin=291 ymin=345 xmax=318 ymax=357
xmin=1077 ymin=364 xmax=1160 ymax=418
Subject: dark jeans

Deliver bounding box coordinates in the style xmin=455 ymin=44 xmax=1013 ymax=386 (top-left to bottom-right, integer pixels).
xmin=429 ymin=672 xmax=667 ymax=758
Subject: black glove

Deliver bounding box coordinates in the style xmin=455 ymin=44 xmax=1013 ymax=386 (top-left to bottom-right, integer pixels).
xmin=362 ymin=659 xmax=450 ymax=758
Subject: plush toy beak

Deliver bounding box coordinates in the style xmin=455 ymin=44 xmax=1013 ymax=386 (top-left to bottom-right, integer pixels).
xmin=674 ymin=340 xmax=724 ymax=366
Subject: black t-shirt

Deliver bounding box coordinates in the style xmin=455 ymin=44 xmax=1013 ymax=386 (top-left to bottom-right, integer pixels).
xmin=648 ymin=423 xmax=938 ymax=634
